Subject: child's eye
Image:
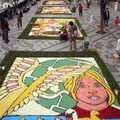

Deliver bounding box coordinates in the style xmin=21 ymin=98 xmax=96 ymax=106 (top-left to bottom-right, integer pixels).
xmin=80 ymin=84 xmax=86 ymax=88
xmin=95 ymin=83 xmax=102 ymax=88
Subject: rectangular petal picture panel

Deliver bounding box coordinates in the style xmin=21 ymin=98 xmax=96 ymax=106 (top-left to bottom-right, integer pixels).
xmin=36 ymin=6 xmax=72 ymax=14
xmin=18 ymin=17 xmax=86 ymax=40
xmin=0 ymin=51 xmax=120 ymax=120
xmin=43 ymin=0 xmax=68 ymax=5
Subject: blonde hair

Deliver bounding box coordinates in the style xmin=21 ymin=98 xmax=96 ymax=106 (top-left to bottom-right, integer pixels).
xmin=64 ymin=69 xmax=115 ymax=105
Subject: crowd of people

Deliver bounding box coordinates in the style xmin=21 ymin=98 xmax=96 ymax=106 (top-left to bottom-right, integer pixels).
xmin=0 ymin=7 xmax=23 ymax=44
xmin=59 ymin=21 xmax=78 ymax=51
xmin=0 ymin=0 xmax=31 ymax=44
xmin=0 ymin=0 xmax=120 ymax=51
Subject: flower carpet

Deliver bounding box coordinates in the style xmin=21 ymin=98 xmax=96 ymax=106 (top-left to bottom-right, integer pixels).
xmin=0 ymin=51 xmax=120 ymax=120
xmin=43 ymin=0 xmax=67 ymax=5
xmin=36 ymin=6 xmax=71 ymax=14
xmin=18 ymin=18 xmax=86 ymax=40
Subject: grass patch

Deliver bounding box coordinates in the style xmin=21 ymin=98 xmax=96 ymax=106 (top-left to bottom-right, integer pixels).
xmin=18 ymin=17 xmax=87 ymax=40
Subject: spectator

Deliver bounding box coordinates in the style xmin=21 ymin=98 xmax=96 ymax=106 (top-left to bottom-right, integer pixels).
xmin=104 ymin=7 xmax=110 ymax=26
xmin=116 ymin=39 xmax=120 ymax=52
xmin=67 ymin=21 xmax=77 ymax=51
xmin=114 ymin=16 xmax=120 ymax=26
xmin=16 ymin=9 xmax=23 ymax=28
xmin=7 ymin=5 xmax=13 ymax=19
xmin=90 ymin=14 xmax=93 ymax=23
xmin=4 ymin=9 xmax=8 ymax=19
xmin=31 ymin=0 xmax=37 ymax=6
xmin=87 ymin=0 xmax=91 ymax=8
xmin=1 ymin=18 xmax=10 ymax=44
xmin=59 ymin=25 xmax=68 ymax=42
xmin=12 ymin=7 xmax=17 ymax=16
xmin=71 ymin=5 xmax=76 ymax=17
xmin=23 ymin=5 xmax=30 ymax=13
xmin=82 ymin=37 xmax=90 ymax=51
xmin=0 ymin=18 xmax=2 ymax=35
xmin=78 ymin=3 xmax=83 ymax=17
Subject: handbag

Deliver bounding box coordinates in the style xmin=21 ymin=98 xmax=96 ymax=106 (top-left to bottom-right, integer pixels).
xmin=74 ymin=30 xmax=78 ymax=37
xmin=73 ymin=25 xmax=78 ymax=37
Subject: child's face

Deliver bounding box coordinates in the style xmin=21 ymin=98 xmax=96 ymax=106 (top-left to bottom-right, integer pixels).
xmin=76 ymin=75 xmax=108 ymax=106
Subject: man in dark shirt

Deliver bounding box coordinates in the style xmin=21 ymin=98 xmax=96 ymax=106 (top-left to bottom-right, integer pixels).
xmin=104 ymin=8 xmax=110 ymax=26
xmin=16 ymin=9 xmax=23 ymax=28
xmin=7 ymin=5 xmax=13 ymax=19
xmin=1 ymin=18 xmax=10 ymax=44
xmin=72 ymin=5 xmax=76 ymax=17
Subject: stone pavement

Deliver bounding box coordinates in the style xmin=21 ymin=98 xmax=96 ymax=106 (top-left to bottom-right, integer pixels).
xmin=0 ymin=0 xmax=120 ymax=86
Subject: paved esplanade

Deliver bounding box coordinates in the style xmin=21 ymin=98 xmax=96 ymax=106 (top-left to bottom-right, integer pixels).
xmin=0 ymin=0 xmax=120 ymax=86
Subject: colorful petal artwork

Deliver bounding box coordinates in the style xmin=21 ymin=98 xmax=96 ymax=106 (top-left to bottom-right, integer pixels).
xmin=28 ymin=18 xmax=83 ymax=37
xmin=44 ymin=0 xmax=67 ymax=5
xmin=0 ymin=57 xmax=120 ymax=120
xmin=37 ymin=6 xmax=71 ymax=14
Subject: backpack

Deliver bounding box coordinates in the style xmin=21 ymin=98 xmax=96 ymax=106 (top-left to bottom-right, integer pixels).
xmin=72 ymin=25 xmax=78 ymax=37
xmin=72 ymin=6 xmax=76 ymax=13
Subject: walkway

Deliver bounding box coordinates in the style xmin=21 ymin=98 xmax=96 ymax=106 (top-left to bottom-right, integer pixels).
xmin=0 ymin=0 xmax=120 ymax=86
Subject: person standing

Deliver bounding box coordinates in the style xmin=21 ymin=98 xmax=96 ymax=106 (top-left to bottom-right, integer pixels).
xmin=82 ymin=37 xmax=90 ymax=51
xmin=71 ymin=5 xmax=76 ymax=17
xmin=87 ymin=0 xmax=91 ymax=8
xmin=0 ymin=18 xmax=2 ymax=36
xmin=78 ymin=3 xmax=83 ymax=17
xmin=116 ymin=39 xmax=120 ymax=52
xmin=1 ymin=18 xmax=10 ymax=44
xmin=59 ymin=25 xmax=68 ymax=42
xmin=4 ymin=9 xmax=8 ymax=19
xmin=7 ymin=5 xmax=13 ymax=20
xmin=104 ymin=8 xmax=110 ymax=26
xmin=16 ymin=9 xmax=23 ymax=28
xmin=68 ymin=21 xmax=77 ymax=51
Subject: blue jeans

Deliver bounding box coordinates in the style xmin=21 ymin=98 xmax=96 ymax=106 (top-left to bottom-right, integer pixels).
xmin=3 ymin=29 xmax=9 ymax=43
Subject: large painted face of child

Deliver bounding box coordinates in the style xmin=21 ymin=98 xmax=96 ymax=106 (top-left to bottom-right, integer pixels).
xmin=76 ymin=75 xmax=108 ymax=106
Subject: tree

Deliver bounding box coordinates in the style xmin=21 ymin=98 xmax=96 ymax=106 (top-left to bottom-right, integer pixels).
xmin=99 ymin=0 xmax=108 ymax=34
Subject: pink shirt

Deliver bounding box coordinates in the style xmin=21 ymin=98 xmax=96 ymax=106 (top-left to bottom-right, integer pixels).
xmin=114 ymin=18 xmax=120 ymax=25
